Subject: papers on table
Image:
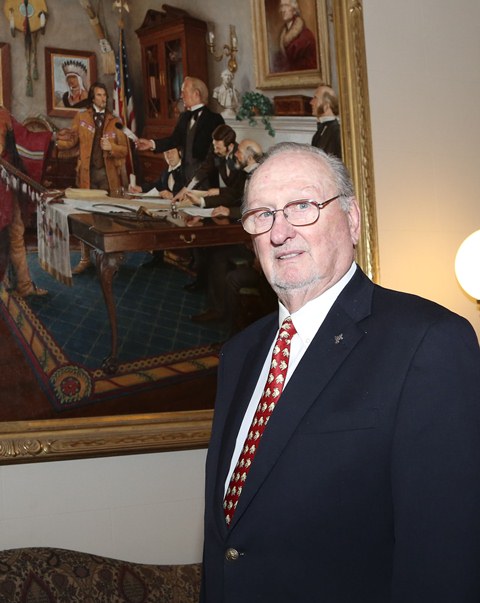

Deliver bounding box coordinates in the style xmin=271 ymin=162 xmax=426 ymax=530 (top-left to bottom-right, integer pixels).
xmin=180 ymin=207 xmax=215 ymax=218
xmin=125 ymin=188 xmax=167 ymax=198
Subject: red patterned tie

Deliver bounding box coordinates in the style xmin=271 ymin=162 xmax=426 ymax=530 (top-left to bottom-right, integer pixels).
xmin=223 ymin=316 xmax=296 ymax=526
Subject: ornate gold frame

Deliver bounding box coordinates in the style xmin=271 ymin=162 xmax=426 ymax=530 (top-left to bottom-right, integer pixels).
xmin=0 ymin=0 xmax=378 ymax=464
xmin=251 ymin=0 xmax=331 ymax=89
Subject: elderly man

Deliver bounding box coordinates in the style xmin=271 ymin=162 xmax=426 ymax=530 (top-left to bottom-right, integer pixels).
xmin=201 ymin=142 xmax=480 ymax=602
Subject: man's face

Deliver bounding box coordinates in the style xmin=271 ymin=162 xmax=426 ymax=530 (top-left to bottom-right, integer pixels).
xmin=93 ymin=87 xmax=107 ymax=110
xmin=181 ymin=80 xmax=198 ymax=109
xmin=310 ymin=87 xmax=326 ymax=117
xmin=235 ymin=142 xmax=248 ymax=168
xmin=67 ymin=75 xmax=80 ymax=93
xmin=246 ymin=150 xmax=360 ymax=310
xmin=164 ymin=148 xmax=180 ymax=166
xmin=279 ymin=0 xmax=295 ymax=22
xmin=213 ymin=139 xmax=231 ymax=158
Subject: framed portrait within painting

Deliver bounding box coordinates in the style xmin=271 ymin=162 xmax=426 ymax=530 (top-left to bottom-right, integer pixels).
xmin=251 ymin=0 xmax=330 ymax=89
xmin=45 ymin=48 xmax=97 ymax=117
xmin=0 ymin=43 xmax=11 ymax=110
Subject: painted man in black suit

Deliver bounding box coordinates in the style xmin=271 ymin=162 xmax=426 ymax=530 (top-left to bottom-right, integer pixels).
xmin=128 ymin=146 xmax=186 ymax=268
xmin=201 ymin=142 xmax=480 ymax=602
xmin=181 ymin=124 xmax=246 ymax=209
xmin=179 ymin=124 xmax=247 ymax=292
xmin=129 ymin=146 xmax=185 ymax=198
xmin=310 ymin=83 xmax=342 ymax=159
xmin=136 ymin=76 xmax=224 ymax=188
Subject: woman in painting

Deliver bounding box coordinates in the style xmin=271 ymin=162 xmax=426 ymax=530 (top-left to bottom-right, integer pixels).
xmin=274 ymin=0 xmax=318 ymax=72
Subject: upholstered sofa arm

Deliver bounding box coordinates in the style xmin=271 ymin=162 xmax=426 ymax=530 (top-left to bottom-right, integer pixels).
xmin=0 ymin=547 xmax=201 ymax=602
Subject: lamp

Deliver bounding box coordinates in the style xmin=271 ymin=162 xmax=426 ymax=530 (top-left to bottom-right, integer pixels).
xmin=206 ymin=23 xmax=238 ymax=74
xmin=455 ymin=229 xmax=480 ymax=301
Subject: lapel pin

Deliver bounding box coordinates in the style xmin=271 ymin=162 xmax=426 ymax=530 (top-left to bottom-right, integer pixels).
xmin=334 ymin=334 xmax=344 ymax=344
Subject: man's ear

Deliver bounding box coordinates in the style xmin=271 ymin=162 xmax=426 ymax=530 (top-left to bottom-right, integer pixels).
xmin=347 ymin=198 xmax=361 ymax=246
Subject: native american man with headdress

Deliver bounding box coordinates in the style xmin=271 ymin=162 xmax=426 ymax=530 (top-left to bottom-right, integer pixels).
xmin=60 ymin=60 xmax=89 ymax=109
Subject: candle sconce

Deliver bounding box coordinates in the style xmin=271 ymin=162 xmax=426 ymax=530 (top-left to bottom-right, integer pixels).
xmin=206 ymin=23 xmax=238 ymax=74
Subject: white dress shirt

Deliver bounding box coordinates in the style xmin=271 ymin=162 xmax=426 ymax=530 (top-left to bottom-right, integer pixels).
xmin=224 ymin=262 xmax=357 ymax=494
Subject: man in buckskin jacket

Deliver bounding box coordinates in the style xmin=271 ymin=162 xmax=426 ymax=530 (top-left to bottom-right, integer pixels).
xmin=56 ymin=82 xmax=128 ymax=273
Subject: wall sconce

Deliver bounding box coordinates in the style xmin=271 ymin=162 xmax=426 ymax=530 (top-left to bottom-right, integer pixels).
xmin=455 ymin=229 xmax=480 ymax=303
xmin=206 ymin=23 xmax=238 ymax=74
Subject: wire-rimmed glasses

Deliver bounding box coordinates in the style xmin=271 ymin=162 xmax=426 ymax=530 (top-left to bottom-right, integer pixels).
xmin=241 ymin=195 xmax=340 ymax=235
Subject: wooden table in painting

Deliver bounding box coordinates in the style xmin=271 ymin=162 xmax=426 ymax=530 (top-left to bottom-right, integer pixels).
xmin=68 ymin=209 xmax=250 ymax=374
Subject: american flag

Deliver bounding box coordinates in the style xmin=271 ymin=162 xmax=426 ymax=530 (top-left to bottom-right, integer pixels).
xmin=114 ymin=27 xmax=136 ymax=174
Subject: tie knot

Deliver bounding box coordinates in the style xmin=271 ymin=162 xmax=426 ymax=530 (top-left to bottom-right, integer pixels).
xmin=94 ymin=112 xmax=104 ymax=128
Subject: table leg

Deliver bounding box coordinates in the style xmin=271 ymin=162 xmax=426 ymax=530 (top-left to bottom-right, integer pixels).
xmin=95 ymin=251 xmax=125 ymax=374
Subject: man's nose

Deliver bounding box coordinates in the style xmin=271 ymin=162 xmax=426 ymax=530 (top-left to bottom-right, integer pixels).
xmin=269 ymin=210 xmax=295 ymax=243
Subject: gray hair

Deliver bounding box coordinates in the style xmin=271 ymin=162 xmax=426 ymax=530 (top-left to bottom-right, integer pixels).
xmin=184 ymin=76 xmax=209 ymax=103
xmin=281 ymin=0 xmax=300 ymax=16
xmin=243 ymin=142 xmax=355 ymax=212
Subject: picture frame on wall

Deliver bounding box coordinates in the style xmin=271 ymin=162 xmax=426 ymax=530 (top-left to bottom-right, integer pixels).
xmin=251 ymin=0 xmax=331 ymax=89
xmin=45 ymin=48 xmax=97 ymax=118
xmin=0 ymin=42 xmax=11 ymax=110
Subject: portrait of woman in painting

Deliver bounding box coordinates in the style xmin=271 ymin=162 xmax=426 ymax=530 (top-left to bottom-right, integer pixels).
xmin=266 ymin=0 xmax=319 ymax=73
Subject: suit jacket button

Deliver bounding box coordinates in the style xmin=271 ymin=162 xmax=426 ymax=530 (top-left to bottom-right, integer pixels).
xmin=225 ymin=548 xmax=240 ymax=561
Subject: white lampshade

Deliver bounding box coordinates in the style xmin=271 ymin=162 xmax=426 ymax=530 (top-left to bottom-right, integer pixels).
xmin=455 ymin=230 xmax=480 ymax=300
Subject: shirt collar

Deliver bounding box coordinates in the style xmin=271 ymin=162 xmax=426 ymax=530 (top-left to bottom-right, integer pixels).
xmin=244 ymin=162 xmax=258 ymax=174
xmin=318 ymin=116 xmax=337 ymax=123
xmin=189 ymin=103 xmax=204 ymax=112
xmin=279 ymin=262 xmax=357 ymax=342
xmin=168 ymin=160 xmax=182 ymax=172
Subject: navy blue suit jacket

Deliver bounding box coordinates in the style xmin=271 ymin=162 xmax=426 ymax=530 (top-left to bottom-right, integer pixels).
xmin=201 ymin=267 xmax=480 ymax=602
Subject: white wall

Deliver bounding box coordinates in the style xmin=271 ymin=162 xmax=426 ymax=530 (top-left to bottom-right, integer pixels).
xmin=1 ymin=0 xmax=479 ymax=566
xmin=0 ymin=450 xmax=207 ymax=564
xmin=363 ymin=0 xmax=480 ymax=339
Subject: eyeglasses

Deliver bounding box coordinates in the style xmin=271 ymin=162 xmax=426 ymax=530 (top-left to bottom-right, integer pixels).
xmin=241 ymin=195 xmax=340 ymax=235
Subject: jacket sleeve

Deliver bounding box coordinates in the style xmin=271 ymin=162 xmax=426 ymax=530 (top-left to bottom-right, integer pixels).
xmin=152 ymin=114 xmax=187 ymax=154
xmin=204 ymin=170 xmax=247 ymax=208
xmin=390 ymin=314 xmax=480 ymax=601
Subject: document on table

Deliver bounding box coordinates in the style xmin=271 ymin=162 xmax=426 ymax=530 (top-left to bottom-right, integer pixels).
xmin=181 ymin=207 xmax=215 ymax=217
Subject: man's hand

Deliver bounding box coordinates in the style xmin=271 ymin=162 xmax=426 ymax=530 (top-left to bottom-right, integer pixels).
xmin=172 ymin=186 xmax=188 ymax=203
xmin=207 ymin=187 xmax=220 ymax=196
xmin=128 ymin=184 xmax=142 ymax=193
xmin=159 ymin=190 xmax=173 ymax=199
xmin=100 ymin=136 xmax=112 ymax=151
xmin=212 ymin=206 xmax=231 ymax=218
xmin=136 ymin=138 xmax=154 ymax=151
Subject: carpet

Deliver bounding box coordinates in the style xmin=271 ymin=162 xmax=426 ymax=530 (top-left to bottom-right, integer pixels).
xmin=0 ymin=251 xmax=227 ymax=412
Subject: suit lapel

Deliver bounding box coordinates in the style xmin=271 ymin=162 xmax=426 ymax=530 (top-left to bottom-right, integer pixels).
xmin=228 ymin=269 xmax=374 ymax=529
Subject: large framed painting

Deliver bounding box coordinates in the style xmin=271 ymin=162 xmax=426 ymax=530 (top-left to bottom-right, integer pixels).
xmin=251 ymin=0 xmax=331 ymax=89
xmin=0 ymin=42 xmax=11 ymax=110
xmin=0 ymin=0 xmax=378 ymax=464
xmin=45 ymin=47 xmax=97 ymax=117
